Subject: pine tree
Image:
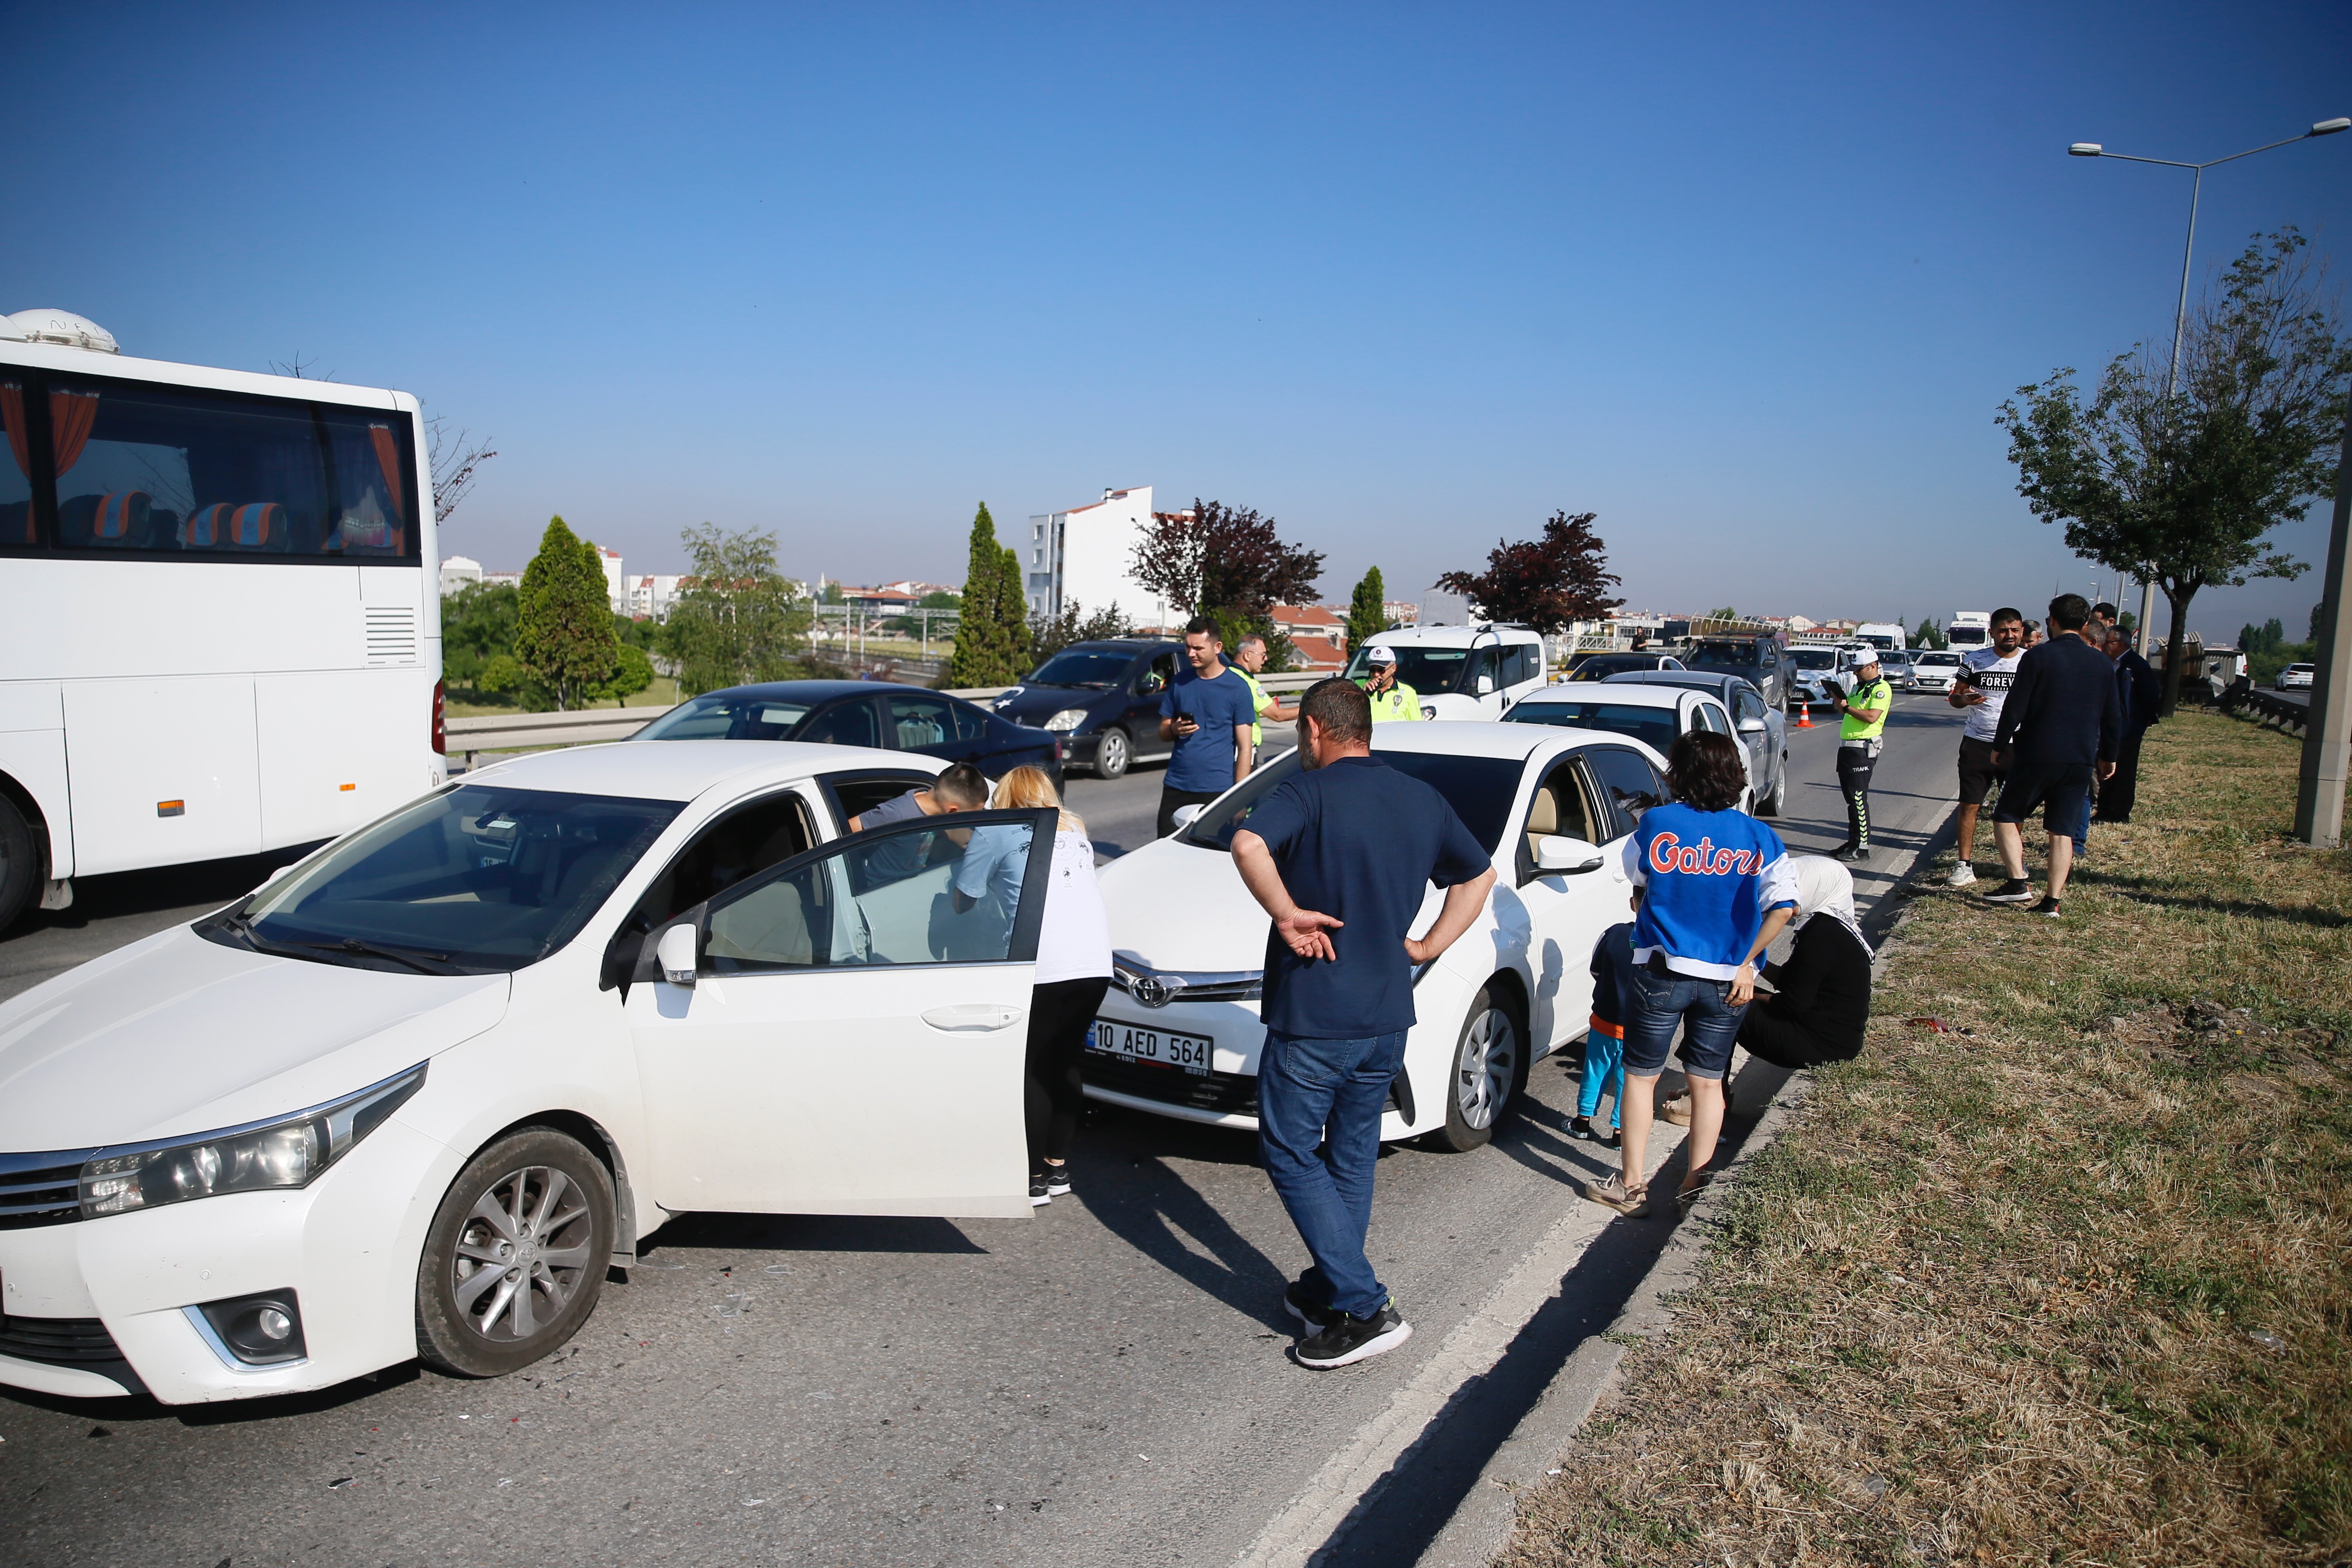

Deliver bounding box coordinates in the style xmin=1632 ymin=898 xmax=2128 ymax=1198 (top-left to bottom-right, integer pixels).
xmin=1346 ymin=566 xmax=1387 ymax=652
xmin=996 ymin=542 xmax=1033 ymax=675
xmin=947 ymin=504 xmax=1025 ymax=687
xmin=512 ymin=516 xmax=620 ymax=710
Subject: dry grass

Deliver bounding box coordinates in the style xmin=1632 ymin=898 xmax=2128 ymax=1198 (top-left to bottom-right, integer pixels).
xmin=1503 ymin=712 xmax=2352 ymax=1567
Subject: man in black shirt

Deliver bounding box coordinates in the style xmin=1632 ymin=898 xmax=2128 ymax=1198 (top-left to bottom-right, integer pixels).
xmin=1985 ymin=594 xmax=2119 ymax=918
xmin=2094 ymin=622 xmax=2163 ymax=823
xmin=1230 ymin=680 xmax=1495 ymax=1369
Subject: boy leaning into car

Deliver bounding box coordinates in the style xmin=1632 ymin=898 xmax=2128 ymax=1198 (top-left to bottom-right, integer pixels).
xmin=1229 ymin=679 xmax=1496 ymax=1369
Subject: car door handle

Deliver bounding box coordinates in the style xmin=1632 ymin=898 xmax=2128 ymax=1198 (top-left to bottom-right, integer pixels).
xmin=921 ymin=1004 xmax=1025 ymax=1033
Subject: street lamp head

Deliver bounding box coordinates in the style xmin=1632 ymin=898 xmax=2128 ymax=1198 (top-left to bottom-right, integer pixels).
xmin=2312 ymin=118 xmax=2351 ymax=137
xmin=2068 ymin=142 xmax=2103 ymax=157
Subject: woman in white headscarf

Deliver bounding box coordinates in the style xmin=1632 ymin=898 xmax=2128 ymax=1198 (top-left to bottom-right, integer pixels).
xmin=1735 ymin=854 xmax=1873 ymax=1069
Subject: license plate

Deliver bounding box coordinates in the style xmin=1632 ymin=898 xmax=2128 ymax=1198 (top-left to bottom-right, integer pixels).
xmin=1088 ymin=1019 xmax=1214 ymax=1075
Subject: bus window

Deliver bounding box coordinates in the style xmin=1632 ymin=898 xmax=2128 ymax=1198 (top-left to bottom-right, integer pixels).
xmin=41 ymin=377 xmax=417 ymax=560
xmin=0 ymin=379 xmax=31 ymax=544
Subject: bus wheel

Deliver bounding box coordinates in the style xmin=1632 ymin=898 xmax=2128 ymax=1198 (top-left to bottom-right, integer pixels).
xmin=0 ymin=796 xmax=36 ymax=934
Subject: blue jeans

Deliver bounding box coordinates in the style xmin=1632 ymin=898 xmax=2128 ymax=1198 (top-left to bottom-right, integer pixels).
xmin=1258 ymin=1028 xmax=1409 ymax=1320
xmin=1578 ymin=1031 xmax=1625 ymax=1127
xmin=1622 ymin=966 xmax=1747 ymax=1080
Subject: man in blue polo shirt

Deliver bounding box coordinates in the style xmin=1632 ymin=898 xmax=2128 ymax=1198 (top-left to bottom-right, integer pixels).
xmin=1230 ymin=679 xmax=1496 ymax=1369
xmin=1156 ymin=618 xmax=1259 ymax=837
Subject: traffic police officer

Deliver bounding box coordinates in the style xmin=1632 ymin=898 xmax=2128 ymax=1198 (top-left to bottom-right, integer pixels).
xmin=1358 ymin=645 xmax=1425 ymax=722
xmin=1828 ymin=650 xmax=1891 ymax=863
xmin=1232 ymin=634 xmax=1296 ymax=748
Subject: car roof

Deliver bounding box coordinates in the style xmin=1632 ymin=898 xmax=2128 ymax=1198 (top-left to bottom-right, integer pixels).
xmin=1366 ymin=719 xmax=1596 ymax=761
xmin=1511 ymin=683 xmax=1691 ymax=710
xmin=1600 ymin=670 xmax=1754 ymax=697
xmin=1056 ymin=639 xmax=1177 ymax=654
xmin=1368 ymin=624 xmax=1541 ymax=648
xmin=458 ymin=739 xmax=938 ymax=803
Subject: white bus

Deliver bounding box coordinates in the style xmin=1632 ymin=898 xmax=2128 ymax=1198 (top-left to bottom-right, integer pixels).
xmin=0 ymin=310 xmax=444 ymax=930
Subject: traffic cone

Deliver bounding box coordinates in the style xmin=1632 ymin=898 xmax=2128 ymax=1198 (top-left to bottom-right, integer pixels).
xmin=1796 ymin=704 xmax=1813 ymax=729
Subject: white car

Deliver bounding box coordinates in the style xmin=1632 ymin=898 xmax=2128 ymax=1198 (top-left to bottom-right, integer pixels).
xmin=2278 ymin=663 xmax=2314 ymax=691
xmin=1342 ymin=625 xmax=1549 ymax=719
xmin=1084 ymin=723 xmax=1666 ymax=1151
xmin=1910 ymin=650 xmax=1965 ymax=694
xmin=1504 ymin=678 xmax=1782 ymax=816
xmin=0 ymin=741 xmax=1068 ymax=1405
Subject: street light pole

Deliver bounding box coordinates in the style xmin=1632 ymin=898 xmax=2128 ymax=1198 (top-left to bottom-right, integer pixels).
xmin=2293 ymin=400 xmax=2352 ymax=848
xmin=2068 ymin=118 xmax=2349 ymax=657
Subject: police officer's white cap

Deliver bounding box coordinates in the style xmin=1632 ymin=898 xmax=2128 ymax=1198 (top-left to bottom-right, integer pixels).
xmin=1366 ymin=645 xmax=1398 ymax=666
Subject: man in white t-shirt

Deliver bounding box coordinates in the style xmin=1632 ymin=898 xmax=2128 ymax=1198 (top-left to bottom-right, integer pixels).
xmin=1946 ymin=608 xmax=2025 ymax=887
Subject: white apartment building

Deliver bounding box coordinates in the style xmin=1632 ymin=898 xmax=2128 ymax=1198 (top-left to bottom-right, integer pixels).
xmin=597 ymin=545 xmax=625 ymax=612
xmin=1026 ymin=485 xmax=1174 ymax=629
xmin=439 ymin=555 xmax=484 ymax=595
xmin=628 ymin=574 xmax=684 ymax=620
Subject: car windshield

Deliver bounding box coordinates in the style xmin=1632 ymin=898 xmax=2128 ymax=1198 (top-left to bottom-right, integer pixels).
xmin=1688 ymin=640 xmax=1769 ymax=670
xmin=1504 ymin=700 xmax=1678 ymax=754
xmin=1025 ymin=650 xmax=1132 ymax=688
xmin=199 ymin=785 xmax=681 ymax=974
xmin=1569 ymin=655 xmax=1663 ymax=681
xmin=1917 ymin=652 xmax=1961 ymax=667
xmin=636 ymin=694 xmax=815 ymax=741
xmin=1342 ymin=644 xmax=1473 ymax=693
xmin=1790 ymin=648 xmax=1838 ymax=670
xmin=1181 ymin=749 xmax=1522 ymax=855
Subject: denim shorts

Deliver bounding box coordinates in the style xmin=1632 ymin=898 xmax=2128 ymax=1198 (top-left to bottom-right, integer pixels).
xmin=1622 ymin=963 xmax=1748 ymax=1080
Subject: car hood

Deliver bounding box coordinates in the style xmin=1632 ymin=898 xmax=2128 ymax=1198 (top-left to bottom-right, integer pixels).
xmin=991 ymin=685 xmax=1112 ymax=725
xmin=1097 ymin=835 xmax=1445 ymax=975
xmin=0 ymin=926 xmax=511 ymax=1151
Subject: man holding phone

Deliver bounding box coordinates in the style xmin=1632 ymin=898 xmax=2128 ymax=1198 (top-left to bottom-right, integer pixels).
xmin=1946 ymin=608 xmax=2026 ymax=887
xmin=1156 ymin=617 xmax=1257 ymax=837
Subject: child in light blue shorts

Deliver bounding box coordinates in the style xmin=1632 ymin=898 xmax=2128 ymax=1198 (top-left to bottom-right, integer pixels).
xmin=1574 ymin=922 xmax=1636 ymax=1145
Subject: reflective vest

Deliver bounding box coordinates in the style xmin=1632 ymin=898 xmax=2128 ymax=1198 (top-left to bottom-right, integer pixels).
xmin=1840 ymin=677 xmax=1891 ymax=742
xmin=1236 ymin=668 xmax=1273 ymax=745
xmin=1364 ymin=679 xmax=1425 ymax=722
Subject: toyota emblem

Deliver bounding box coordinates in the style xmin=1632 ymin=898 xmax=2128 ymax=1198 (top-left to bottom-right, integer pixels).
xmin=1131 ymin=975 xmax=1171 ymax=1009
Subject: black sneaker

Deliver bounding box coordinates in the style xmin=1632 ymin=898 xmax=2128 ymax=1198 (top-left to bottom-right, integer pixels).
xmin=1293 ymin=1302 xmax=1412 ymax=1369
xmin=1283 ymin=1282 xmax=1337 ymax=1333
xmin=1982 ymin=879 xmax=2035 ymax=904
xmin=1040 ymin=1162 xmax=1073 ymax=1196
xmin=1832 ymin=843 xmax=1870 ymax=864
xmin=1028 ymin=1173 xmax=1052 ymax=1207
xmin=1568 ymin=1115 xmax=1620 ymax=1147
xmin=2032 ymin=896 xmax=2063 ymax=919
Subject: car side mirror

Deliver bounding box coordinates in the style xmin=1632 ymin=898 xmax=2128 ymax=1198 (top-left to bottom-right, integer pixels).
xmin=1476 ymin=675 xmax=1495 ymax=695
xmin=1738 ymin=715 xmax=1766 ymax=734
xmin=1535 ymin=835 xmax=1606 ymax=874
xmin=1169 ymin=803 xmax=1205 ymax=832
xmin=657 ymin=923 xmax=700 ymax=987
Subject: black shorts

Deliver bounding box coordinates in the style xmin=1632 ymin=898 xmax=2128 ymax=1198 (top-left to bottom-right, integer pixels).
xmin=1957 ymin=736 xmax=2005 ymax=806
xmin=1991 ymin=760 xmax=2092 ymax=839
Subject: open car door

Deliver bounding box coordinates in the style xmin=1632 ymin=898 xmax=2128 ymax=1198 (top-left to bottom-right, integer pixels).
xmin=625 ymin=808 xmax=1058 ymax=1220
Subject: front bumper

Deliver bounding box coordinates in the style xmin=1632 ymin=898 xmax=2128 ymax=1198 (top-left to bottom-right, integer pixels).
xmin=1080 ymin=994 xmax=1426 ymax=1140
xmin=0 ymin=1114 xmax=449 ymax=1404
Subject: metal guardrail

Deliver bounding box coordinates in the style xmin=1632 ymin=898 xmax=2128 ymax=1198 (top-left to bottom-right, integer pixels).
xmin=2234 ymin=686 xmax=2313 ymax=732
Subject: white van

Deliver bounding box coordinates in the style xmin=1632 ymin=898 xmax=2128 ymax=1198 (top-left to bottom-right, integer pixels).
xmin=1341 ymin=625 xmax=1548 ymax=719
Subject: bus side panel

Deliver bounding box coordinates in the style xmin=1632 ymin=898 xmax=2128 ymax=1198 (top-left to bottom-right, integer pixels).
xmin=63 ymin=678 xmax=263 ymax=875
xmin=0 ymin=690 xmax=74 ymax=880
xmin=255 ymin=670 xmax=438 ymax=848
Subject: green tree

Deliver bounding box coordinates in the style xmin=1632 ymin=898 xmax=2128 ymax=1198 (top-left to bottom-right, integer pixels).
xmin=439 ymin=581 xmax=521 ymax=694
xmin=663 ymin=525 xmax=812 ymax=695
xmin=512 ymin=517 xmax=621 ymax=710
xmin=588 ymin=644 xmax=655 ymax=706
xmin=1912 ymin=617 xmax=1944 ymax=650
xmin=1997 ymin=230 xmax=2351 ymax=714
xmin=1346 ymin=566 xmax=1387 ymax=652
xmin=1028 ymin=599 xmax=1135 ymax=663
xmin=946 ymin=504 xmax=1029 ymax=687
xmin=994 ymin=539 xmax=1032 ymax=674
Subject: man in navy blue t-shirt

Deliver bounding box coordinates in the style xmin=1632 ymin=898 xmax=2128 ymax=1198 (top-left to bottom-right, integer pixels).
xmin=1230 ymin=679 xmax=1496 ymax=1369
xmin=1156 ymin=618 xmax=1259 ymax=837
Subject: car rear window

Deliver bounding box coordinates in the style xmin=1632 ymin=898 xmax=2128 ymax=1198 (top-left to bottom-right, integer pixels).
xmin=1504 ymin=700 xmax=1678 ymax=755
xmin=1182 ymin=750 xmax=1523 ymax=855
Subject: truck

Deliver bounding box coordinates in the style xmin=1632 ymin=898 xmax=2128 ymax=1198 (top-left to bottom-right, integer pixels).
xmin=1945 ymin=611 xmax=1991 ymax=652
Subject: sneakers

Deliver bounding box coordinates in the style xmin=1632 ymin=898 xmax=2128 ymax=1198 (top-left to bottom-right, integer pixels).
xmin=1040 ymin=1161 xmax=1073 ymax=1196
xmin=1293 ymin=1302 xmax=1412 ymax=1369
xmin=1568 ymin=1115 xmax=1621 ymax=1147
xmin=1832 ymin=843 xmax=1871 ymax=864
xmin=1660 ymin=1091 xmax=1693 ymax=1127
xmin=1584 ymin=1174 xmax=1650 ymax=1215
xmin=1284 ymin=1281 xmax=1337 ymax=1333
xmin=2031 ymin=896 xmax=2063 ymax=919
xmin=1028 ymin=1172 xmax=1053 ymax=1207
xmin=1982 ymin=878 xmax=2036 ymax=904
xmin=1946 ymin=862 xmax=1978 ymax=888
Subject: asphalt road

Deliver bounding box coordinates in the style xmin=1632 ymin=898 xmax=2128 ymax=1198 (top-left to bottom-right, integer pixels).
xmin=0 ymin=697 xmax=1967 ymax=1568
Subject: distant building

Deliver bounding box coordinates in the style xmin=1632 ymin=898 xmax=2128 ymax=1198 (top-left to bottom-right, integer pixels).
xmin=1382 ymin=600 xmax=1420 ymax=627
xmin=596 ymin=546 xmax=625 ymax=612
xmin=439 ymin=555 xmax=483 ymax=596
xmin=482 ymin=571 xmax=523 ymax=590
xmin=1026 ymin=486 xmax=1174 ymax=628
xmin=1270 ymin=603 xmax=1349 ymax=664
xmin=628 ymin=575 xmax=683 ymax=620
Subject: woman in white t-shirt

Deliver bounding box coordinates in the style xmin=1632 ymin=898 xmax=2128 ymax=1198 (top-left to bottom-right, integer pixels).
xmin=954 ymin=766 xmax=1112 ymax=1206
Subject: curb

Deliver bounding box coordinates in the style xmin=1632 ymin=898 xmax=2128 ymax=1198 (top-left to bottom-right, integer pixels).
xmin=1403 ymin=823 xmax=1948 ymax=1568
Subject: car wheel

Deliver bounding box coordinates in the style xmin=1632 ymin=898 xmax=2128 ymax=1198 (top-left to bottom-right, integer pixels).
xmin=0 ymin=794 xmax=35 ymax=933
xmin=416 ymin=1128 xmax=616 ymax=1379
xmin=1425 ymin=985 xmax=1527 ymax=1153
xmin=1759 ymin=757 xmax=1787 ymax=817
xmin=1094 ymin=726 xmax=1131 ymax=780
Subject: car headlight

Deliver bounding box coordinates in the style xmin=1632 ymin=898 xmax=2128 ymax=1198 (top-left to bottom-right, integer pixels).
xmin=79 ymin=1064 xmax=426 ymax=1218
xmin=1044 ymin=708 xmax=1088 ymax=731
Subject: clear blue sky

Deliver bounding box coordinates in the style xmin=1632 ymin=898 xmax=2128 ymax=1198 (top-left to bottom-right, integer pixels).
xmin=9 ymin=3 xmax=2348 ymax=641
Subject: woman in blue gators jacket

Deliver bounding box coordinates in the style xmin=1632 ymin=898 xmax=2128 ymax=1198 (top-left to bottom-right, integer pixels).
xmin=1587 ymin=731 xmax=1796 ymax=1217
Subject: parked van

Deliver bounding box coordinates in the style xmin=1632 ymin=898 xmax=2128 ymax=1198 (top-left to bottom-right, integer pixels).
xmin=1343 ymin=624 xmax=1548 ymax=719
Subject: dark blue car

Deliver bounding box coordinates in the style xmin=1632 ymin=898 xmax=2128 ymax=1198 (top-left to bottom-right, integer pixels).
xmin=634 ymin=680 xmax=1063 ymax=785
xmin=987 ymin=639 xmax=1187 ymax=779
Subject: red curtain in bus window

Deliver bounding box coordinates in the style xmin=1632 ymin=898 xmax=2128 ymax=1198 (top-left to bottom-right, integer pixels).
xmin=368 ymin=423 xmax=407 ymax=553
xmin=49 ymin=389 xmax=100 ymax=476
xmin=0 ymin=382 xmax=26 ymax=476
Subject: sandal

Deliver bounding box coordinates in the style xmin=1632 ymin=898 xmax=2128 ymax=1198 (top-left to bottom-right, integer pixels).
xmin=1585 ymin=1175 xmax=1649 ymax=1215
xmin=1676 ymin=1172 xmax=1716 ymax=1213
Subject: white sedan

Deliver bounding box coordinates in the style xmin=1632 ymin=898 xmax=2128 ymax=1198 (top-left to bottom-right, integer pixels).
xmin=0 ymin=741 xmax=1063 ymax=1404
xmin=1084 ymin=722 xmax=1667 ymax=1151
xmin=1910 ymin=650 xmax=1965 ymax=694
xmin=2278 ymin=663 xmax=2314 ymax=691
